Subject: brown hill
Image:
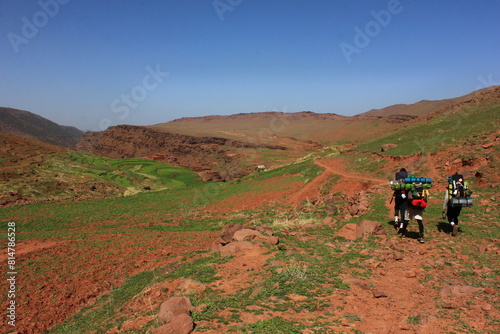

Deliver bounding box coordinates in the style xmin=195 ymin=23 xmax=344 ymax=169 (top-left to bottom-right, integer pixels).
xmin=0 ymin=107 xmax=84 ymax=147
xmin=359 ymin=86 xmax=498 ymax=117
xmin=149 ymin=111 xmax=411 ymax=145
xmin=75 ymin=125 xmax=320 ymax=181
xmin=149 ymin=87 xmax=498 ymax=146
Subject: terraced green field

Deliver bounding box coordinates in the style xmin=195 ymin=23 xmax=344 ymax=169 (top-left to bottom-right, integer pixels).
xmin=1 ymin=152 xmax=203 ymax=201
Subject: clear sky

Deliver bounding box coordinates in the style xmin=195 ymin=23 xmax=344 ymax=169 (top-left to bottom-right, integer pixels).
xmin=1 ymin=0 xmax=499 ymax=131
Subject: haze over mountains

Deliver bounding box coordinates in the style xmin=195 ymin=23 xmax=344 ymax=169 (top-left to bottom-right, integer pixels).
xmin=1 ymin=87 xmax=494 ymax=150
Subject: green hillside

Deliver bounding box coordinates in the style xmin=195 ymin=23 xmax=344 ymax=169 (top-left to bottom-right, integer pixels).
xmin=354 ymin=101 xmax=500 ymax=156
xmin=1 ymin=150 xmax=202 ymax=203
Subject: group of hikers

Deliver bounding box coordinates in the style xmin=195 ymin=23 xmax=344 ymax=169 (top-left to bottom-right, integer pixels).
xmin=391 ymin=168 xmax=473 ymax=243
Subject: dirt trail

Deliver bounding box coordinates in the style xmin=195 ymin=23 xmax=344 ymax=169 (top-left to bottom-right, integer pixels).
xmin=277 ymin=157 xmax=497 ymax=333
xmin=334 ymin=236 xmax=477 ymax=333
xmin=315 ymin=158 xmax=388 ymax=185
xmin=285 ymin=158 xmax=388 ymax=205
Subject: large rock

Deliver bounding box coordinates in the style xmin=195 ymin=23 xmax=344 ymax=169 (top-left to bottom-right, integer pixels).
xmin=220 ymin=241 xmax=255 ymax=257
xmin=254 ymin=225 xmax=274 ymax=236
xmin=220 ymin=223 xmax=244 ymax=245
xmin=266 ymin=236 xmax=280 ymax=245
xmin=152 ymin=314 xmax=194 ymax=334
xmin=356 ymin=220 xmax=386 ymax=238
xmin=233 ymin=229 xmax=262 ymax=241
xmin=334 ymin=223 xmax=358 ymax=240
xmin=157 ymin=297 xmax=193 ymax=324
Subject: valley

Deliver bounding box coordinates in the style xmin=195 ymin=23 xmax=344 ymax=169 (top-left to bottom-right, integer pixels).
xmin=0 ymin=87 xmax=499 ymax=333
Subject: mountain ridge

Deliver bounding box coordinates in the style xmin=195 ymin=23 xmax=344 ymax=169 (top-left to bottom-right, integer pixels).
xmin=0 ymin=107 xmax=84 ymax=148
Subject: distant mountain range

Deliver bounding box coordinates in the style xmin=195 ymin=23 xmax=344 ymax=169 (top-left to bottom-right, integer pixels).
xmin=0 ymin=86 xmax=497 ymax=150
xmin=0 ymin=107 xmax=83 ymax=148
xmin=150 ymin=87 xmax=498 ymax=143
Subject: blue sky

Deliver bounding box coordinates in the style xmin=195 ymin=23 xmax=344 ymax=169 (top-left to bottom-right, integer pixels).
xmin=1 ymin=0 xmax=499 ymax=131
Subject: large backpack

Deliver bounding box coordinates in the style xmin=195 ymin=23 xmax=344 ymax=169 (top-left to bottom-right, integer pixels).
xmin=409 ymin=183 xmax=430 ymax=208
xmin=390 ymin=176 xmax=432 ymax=208
xmin=447 ymin=174 xmax=473 ymax=207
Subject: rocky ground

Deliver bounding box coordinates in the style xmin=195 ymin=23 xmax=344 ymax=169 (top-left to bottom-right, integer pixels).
xmin=2 ymin=152 xmax=498 ymax=334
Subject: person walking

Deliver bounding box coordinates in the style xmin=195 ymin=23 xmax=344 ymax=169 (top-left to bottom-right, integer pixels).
xmin=393 ymin=168 xmax=408 ymax=230
xmin=400 ymin=183 xmax=428 ymax=243
xmin=442 ymin=173 xmax=467 ymax=236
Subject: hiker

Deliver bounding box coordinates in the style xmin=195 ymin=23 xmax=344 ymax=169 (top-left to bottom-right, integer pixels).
xmin=442 ymin=172 xmax=471 ymax=236
xmin=400 ymin=181 xmax=428 ymax=243
xmin=393 ymin=168 xmax=408 ymax=228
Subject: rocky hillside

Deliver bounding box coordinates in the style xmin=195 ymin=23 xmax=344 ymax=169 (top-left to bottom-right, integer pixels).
xmin=358 ymin=86 xmax=498 ymax=117
xmin=0 ymin=107 xmax=84 ymax=148
xmin=75 ymin=125 xmax=320 ymax=181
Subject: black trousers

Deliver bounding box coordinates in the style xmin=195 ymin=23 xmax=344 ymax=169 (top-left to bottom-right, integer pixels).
xmin=394 ymin=196 xmax=407 ymax=220
xmin=447 ymin=205 xmax=462 ymax=225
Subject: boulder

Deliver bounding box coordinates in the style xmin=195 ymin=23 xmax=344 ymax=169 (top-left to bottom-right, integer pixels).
xmin=356 ymin=220 xmax=386 ymax=238
xmin=322 ymin=217 xmax=334 ymax=225
xmin=347 ymin=191 xmax=370 ymax=216
xmin=157 ymin=297 xmax=193 ymax=324
xmin=152 ymin=314 xmax=194 ymax=334
xmin=233 ymin=229 xmax=262 ymax=242
xmin=220 ymin=223 xmax=244 ymax=245
xmin=220 ymin=241 xmax=255 ymax=257
xmin=334 ymin=223 xmax=358 ymax=240
xmin=266 ymin=236 xmax=280 ymax=245
xmin=254 ymin=225 xmax=274 ymax=236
